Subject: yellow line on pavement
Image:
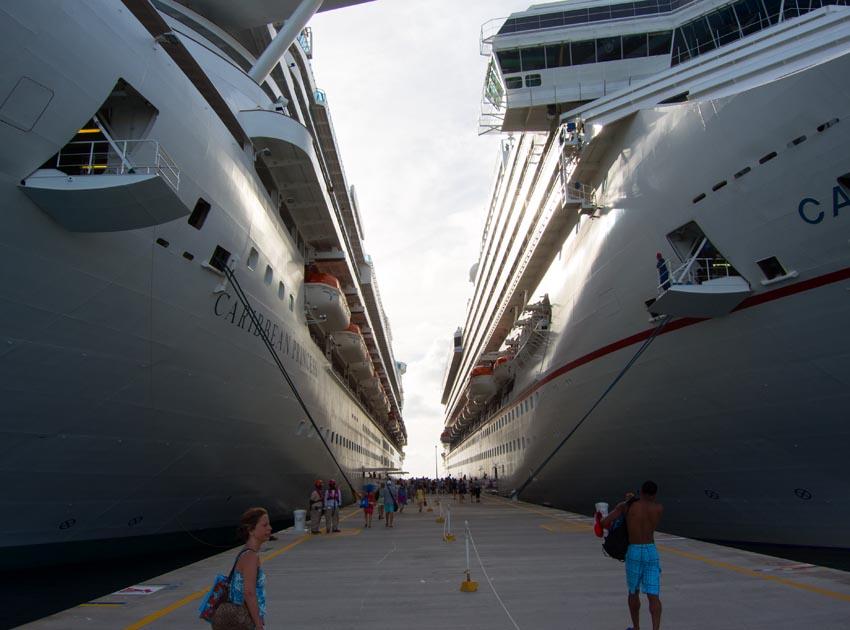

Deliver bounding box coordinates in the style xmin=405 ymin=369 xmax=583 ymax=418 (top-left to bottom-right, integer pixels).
xmin=657 ymin=545 xmax=850 ymax=604
xmin=124 ymin=507 xmax=361 ymax=630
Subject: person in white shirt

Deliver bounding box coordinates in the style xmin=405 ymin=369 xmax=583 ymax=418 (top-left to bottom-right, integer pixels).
xmin=324 ymin=479 xmax=342 ymax=533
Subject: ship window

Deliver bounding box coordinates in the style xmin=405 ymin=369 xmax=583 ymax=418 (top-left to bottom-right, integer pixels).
xmin=733 ymin=0 xmax=769 ymax=36
xmin=707 ymin=7 xmax=742 ymax=46
xmin=712 ymin=180 xmax=727 ymax=191
xmin=520 ymin=46 xmax=546 ymax=71
xmin=589 ymin=5 xmax=611 ymax=21
xmin=734 ymin=166 xmax=752 ymax=179
xmin=505 ymin=77 xmax=523 ymax=90
xmin=693 ymin=193 xmax=706 ymax=203
xmin=623 ymin=34 xmax=648 ymax=59
xmin=497 ymin=49 xmax=521 ymax=74
xmin=671 ymin=29 xmax=690 ymax=66
xmin=788 ymin=135 xmax=807 ymax=147
xmin=682 ymin=17 xmax=716 ymax=56
xmin=570 ymin=40 xmax=596 ymax=65
xmin=247 ymin=247 xmax=259 ymax=270
xmin=596 ymin=36 xmax=622 ymax=62
xmin=757 ymin=256 xmax=787 ymax=280
xmin=540 ymin=13 xmax=565 ymax=28
xmin=762 ymin=0 xmax=783 ymax=23
xmin=817 ymin=118 xmax=839 ymax=132
xmin=289 ymin=294 xmax=295 ymax=311
xmin=156 ymin=238 xmax=169 ymax=248
xmin=209 ymin=245 xmax=231 ymax=271
xmin=182 ymin=251 xmax=194 ymax=261
xmin=759 ymin=151 xmax=777 ymax=164
xmin=278 ymin=281 xmax=285 ymax=299
xmin=525 ymin=74 xmax=542 ymax=88
xmin=648 ymin=32 xmax=672 ymax=56
xmin=188 ymin=198 xmax=211 ymax=230
xmin=611 ymin=3 xmax=636 ymax=19
xmin=545 ymin=43 xmax=570 ymax=68
xmin=264 ymin=265 xmax=273 ymax=285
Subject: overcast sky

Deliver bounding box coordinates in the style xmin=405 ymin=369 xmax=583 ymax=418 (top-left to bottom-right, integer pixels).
xmin=310 ymin=0 xmax=531 ymax=477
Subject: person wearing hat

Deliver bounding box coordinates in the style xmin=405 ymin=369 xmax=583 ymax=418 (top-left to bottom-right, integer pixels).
xmin=324 ymin=479 xmax=342 ymax=533
xmin=380 ymin=479 xmax=399 ymax=528
xmin=309 ymin=479 xmax=325 ymax=534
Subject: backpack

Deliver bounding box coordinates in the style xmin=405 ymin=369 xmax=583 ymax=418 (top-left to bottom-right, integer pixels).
xmin=602 ymin=499 xmax=636 ymax=561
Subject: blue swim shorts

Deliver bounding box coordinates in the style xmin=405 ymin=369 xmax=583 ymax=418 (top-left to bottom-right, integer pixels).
xmin=384 ymin=503 xmax=396 ymax=513
xmin=625 ymin=543 xmax=661 ymax=596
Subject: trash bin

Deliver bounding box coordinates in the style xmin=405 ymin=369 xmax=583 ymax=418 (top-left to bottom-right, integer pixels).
xmin=293 ymin=509 xmax=307 ymax=532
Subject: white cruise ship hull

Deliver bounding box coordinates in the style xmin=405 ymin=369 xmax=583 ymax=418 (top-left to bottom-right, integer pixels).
xmin=0 ymin=2 xmax=399 ymax=567
xmin=448 ymin=48 xmax=850 ymax=548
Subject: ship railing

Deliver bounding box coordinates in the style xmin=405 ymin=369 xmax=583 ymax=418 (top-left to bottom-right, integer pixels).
xmin=562 ymin=181 xmax=596 ymax=208
xmin=55 ymin=139 xmax=180 ymax=191
xmin=665 ymin=257 xmax=735 ymax=289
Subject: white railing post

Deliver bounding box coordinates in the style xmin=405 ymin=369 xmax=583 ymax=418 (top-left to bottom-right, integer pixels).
xmin=88 ymin=142 xmax=94 ymax=173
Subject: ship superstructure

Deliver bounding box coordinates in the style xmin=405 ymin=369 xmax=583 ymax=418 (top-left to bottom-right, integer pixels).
xmin=443 ymin=0 xmax=850 ymax=548
xmin=0 ymin=0 xmax=405 ymax=566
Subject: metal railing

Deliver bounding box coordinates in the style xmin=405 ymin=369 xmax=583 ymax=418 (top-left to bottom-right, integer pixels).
xmin=668 ymin=257 xmax=736 ymax=287
xmin=55 ymin=139 xmax=180 ymax=191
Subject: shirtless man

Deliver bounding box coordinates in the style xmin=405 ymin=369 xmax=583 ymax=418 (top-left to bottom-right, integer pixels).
xmin=602 ymin=480 xmax=664 ymax=630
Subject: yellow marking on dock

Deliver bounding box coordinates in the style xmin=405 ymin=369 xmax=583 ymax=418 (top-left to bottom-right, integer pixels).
xmin=80 ymin=603 xmax=125 ymax=608
xmin=658 ymin=545 xmax=850 ymax=603
xmin=540 ymin=521 xmax=592 ymax=534
xmin=124 ymin=509 xmax=370 ymax=630
xmin=124 ymin=590 xmax=207 ymax=630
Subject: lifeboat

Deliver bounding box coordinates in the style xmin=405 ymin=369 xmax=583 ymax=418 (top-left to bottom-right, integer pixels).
xmin=469 ymin=364 xmax=497 ymax=402
xmin=349 ymin=360 xmax=374 ymax=382
xmin=305 ymin=271 xmax=350 ymax=332
xmin=332 ymin=323 xmax=369 ymax=364
xmin=493 ymin=355 xmax=514 ymax=384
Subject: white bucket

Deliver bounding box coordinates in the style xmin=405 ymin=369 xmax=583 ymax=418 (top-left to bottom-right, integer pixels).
xmin=594 ymin=502 xmax=608 ymax=518
xmin=293 ymin=509 xmax=307 ymax=532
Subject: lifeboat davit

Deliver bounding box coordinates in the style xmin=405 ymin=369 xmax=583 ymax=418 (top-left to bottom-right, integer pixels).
xmin=332 ymin=324 xmax=369 ymax=364
xmin=305 ymin=271 xmax=350 ymax=332
xmin=469 ymin=364 xmax=497 ymax=402
xmin=493 ymin=355 xmax=514 ymax=384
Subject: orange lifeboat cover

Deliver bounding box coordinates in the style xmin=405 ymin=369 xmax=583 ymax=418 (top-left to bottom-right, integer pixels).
xmin=344 ymin=323 xmax=361 ymax=334
xmin=494 ymin=355 xmax=513 ymax=367
xmin=471 ymin=365 xmax=493 ymax=377
xmin=305 ymin=272 xmax=341 ymax=290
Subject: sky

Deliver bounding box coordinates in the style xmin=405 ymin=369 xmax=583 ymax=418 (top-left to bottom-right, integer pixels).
xmin=310 ymin=0 xmax=531 ymax=477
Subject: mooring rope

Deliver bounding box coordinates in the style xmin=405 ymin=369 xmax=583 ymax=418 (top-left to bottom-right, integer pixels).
xmin=222 ymin=265 xmax=358 ymax=498
xmin=514 ymin=316 xmax=669 ymax=498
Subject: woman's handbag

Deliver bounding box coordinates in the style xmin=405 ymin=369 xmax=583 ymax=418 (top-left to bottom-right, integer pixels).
xmin=359 ymin=496 xmax=369 ymax=508
xmin=211 ymin=601 xmax=253 ymax=629
xmin=198 ymin=549 xmax=248 ymax=623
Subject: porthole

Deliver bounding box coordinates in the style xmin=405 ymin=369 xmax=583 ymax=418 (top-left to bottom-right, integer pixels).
xmin=278 ymin=282 xmax=285 ymax=300
xmin=247 ymin=247 xmax=259 ymax=270
xmin=794 ymin=488 xmax=812 ymax=500
xmin=711 ymin=180 xmax=727 ymax=192
xmin=758 ymin=151 xmax=777 ymax=164
xmin=289 ymin=294 xmax=294 ymax=311
xmin=816 ymin=118 xmax=839 ymax=133
xmin=264 ymin=265 xmax=273 ymax=285
xmin=704 ymin=489 xmax=720 ymax=500
xmin=182 ymin=251 xmax=194 ymax=261
xmin=734 ymin=166 xmax=751 ymax=179
xmin=692 ymin=193 xmax=706 ymax=204
xmin=788 ymin=135 xmax=807 ymax=147
xmin=156 ymin=238 xmax=169 ymax=248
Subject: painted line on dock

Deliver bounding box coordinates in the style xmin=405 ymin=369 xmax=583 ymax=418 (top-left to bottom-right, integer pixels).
xmin=656 ymin=545 xmax=850 ymax=604
xmin=125 ymin=508 xmax=361 ymax=629
xmin=486 ymin=495 xmax=850 ymax=603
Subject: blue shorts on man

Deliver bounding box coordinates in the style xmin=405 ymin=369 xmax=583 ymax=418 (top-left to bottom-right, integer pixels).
xmin=625 ymin=543 xmax=661 ymax=595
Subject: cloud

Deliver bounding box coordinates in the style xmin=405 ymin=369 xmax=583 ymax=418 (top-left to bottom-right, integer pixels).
xmin=311 ymin=0 xmax=531 ymax=475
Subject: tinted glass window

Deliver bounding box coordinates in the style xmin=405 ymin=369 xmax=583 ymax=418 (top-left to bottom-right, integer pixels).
xmin=563 ymin=8 xmax=589 ymax=25
xmin=611 ymin=3 xmax=636 ymax=19
xmin=498 ymin=18 xmax=517 ymax=35
xmin=539 ymin=13 xmax=565 ymax=28
xmin=682 ymin=17 xmax=716 ymax=55
xmin=505 ymin=76 xmax=523 ymax=89
xmin=546 ymin=43 xmax=570 ymax=67
xmin=571 ymin=40 xmax=596 ymax=65
xmin=520 ymin=46 xmax=546 ymax=70
xmin=497 ymin=49 xmax=521 ymax=74
xmin=623 ymin=34 xmax=648 ymax=58
xmin=762 ymin=0 xmax=783 ymax=22
xmin=734 ymin=0 xmax=768 ymax=35
xmin=648 ymin=31 xmax=672 ymax=55
xmin=589 ymin=5 xmax=611 ymax=21
xmin=597 ymin=36 xmax=622 ymax=62
xmin=707 ymin=7 xmax=741 ymax=46
xmin=671 ymin=29 xmax=690 ymax=66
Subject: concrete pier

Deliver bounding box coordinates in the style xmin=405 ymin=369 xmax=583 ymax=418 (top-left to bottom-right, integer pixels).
xmin=24 ymin=495 xmax=850 ymax=629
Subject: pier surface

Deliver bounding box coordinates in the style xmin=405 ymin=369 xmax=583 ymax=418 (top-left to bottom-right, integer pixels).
xmin=23 ymin=495 xmax=850 ymax=629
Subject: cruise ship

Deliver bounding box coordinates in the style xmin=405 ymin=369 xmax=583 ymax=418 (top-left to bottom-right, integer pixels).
xmin=443 ymin=0 xmax=850 ymax=548
xmin=0 ymin=0 xmax=405 ymax=567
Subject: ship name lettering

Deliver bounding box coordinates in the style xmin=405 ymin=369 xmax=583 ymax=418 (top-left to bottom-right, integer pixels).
xmin=798 ymin=185 xmax=850 ymax=224
xmin=213 ymin=292 xmax=318 ymax=378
